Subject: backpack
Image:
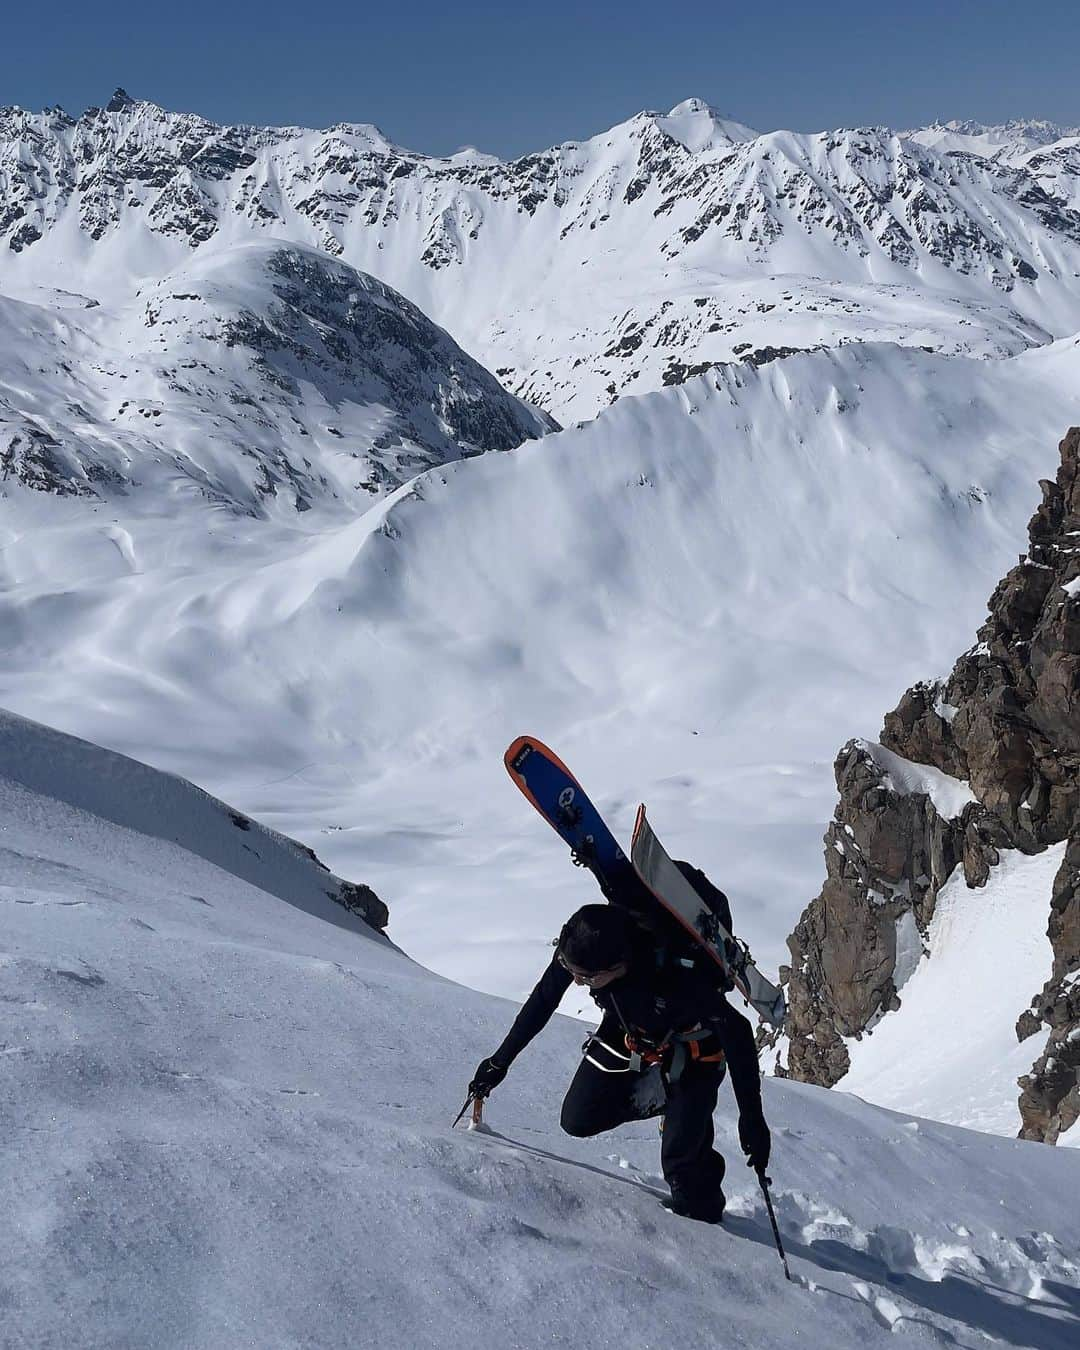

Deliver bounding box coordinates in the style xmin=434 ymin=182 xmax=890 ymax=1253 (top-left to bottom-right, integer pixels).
xmin=608 ymin=859 xmax=736 ymax=990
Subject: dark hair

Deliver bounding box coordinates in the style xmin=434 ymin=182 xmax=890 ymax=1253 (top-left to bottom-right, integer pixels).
xmin=557 ymin=904 xmax=633 ymax=971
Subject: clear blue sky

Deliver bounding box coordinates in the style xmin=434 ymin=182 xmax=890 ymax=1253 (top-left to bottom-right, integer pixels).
xmin=4 ymin=0 xmax=1077 ymax=157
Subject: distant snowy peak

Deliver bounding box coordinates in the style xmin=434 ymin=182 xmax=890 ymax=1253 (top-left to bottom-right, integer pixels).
xmin=0 ymin=241 xmax=552 ymax=513
xmin=908 ymin=118 xmax=1080 ymax=160
xmin=4 ymin=88 xmax=1079 ymax=284
xmin=6 ymin=86 xmax=1076 ymax=269
xmin=652 ymin=98 xmax=758 ymax=152
xmin=5 ymin=91 xmax=1080 ymax=419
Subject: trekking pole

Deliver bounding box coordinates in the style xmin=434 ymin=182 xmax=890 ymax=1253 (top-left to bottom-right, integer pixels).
xmin=756 ymin=1168 xmax=792 ymax=1282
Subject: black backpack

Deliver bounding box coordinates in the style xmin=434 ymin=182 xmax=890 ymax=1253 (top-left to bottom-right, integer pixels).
xmin=606 ymin=858 xmax=736 ymax=986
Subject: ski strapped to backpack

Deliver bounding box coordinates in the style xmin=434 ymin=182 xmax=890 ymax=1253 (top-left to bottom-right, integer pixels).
xmin=631 ymin=805 xmax=786 ymax=1028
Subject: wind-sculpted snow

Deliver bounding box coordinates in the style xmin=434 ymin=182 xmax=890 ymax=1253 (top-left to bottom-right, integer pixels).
xmin=2 ymin=716 xmax=1079 ymax=1348
xmin=0 ymin=707 xmax=388 ymax=933
xmin=0 ymin=241 xmax=551 ymax=512
xmin=4 ymin=91 xmax=1080 ymax=417
xmin=4 ymin=339 xmax=1080 ymax=1026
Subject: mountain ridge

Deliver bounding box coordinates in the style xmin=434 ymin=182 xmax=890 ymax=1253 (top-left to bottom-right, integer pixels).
xmin=5 ymin=90 xmax=1080 ymax=419
xmin=0 ymin=240 xmax=553 ymax=513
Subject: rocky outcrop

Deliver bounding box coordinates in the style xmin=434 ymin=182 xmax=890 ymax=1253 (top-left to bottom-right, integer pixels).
xmin=782 ymin=428 xmax=1080 ymax=1142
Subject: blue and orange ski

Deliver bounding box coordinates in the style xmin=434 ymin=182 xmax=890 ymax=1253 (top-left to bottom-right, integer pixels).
xmin=503 ymin=735 xmax=633 ymax=891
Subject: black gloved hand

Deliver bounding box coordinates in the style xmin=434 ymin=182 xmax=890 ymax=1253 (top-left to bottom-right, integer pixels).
xmin=738 ymin=1113 xmax=771 ymax=1172
xmin=468 ymin=1056 xmax=508 ymax=1099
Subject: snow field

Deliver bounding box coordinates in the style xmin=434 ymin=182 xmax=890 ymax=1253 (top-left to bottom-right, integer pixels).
xmin=3 ymin=713 xmax=1080 ymax=1348
xmin=843 ymin=845 xmax=1071 ymax=1139
xmin=5 ymin=337 xmax=1080 ymax=1030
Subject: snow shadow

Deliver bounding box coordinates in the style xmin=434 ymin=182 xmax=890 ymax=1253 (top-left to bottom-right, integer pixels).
xmin=476 ymin=1127 xmax=1076 ymax=1347
xmin=723 ymin=1218 xmax=1078 ymax=1350
xmin=467 ymin=1126 xmax=668 ymax=1202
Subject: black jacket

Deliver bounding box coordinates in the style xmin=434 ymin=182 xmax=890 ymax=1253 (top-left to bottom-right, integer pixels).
xmin=492 ymin=925 xmax=765 ymax=1123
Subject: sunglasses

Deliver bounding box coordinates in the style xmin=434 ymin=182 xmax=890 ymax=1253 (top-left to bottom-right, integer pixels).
xmin=557 ymin=952 xmax=628 ymax=985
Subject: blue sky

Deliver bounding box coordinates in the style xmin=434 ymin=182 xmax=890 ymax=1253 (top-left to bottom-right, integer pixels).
xmin=4 ymin=0 xmax=1078 ymax=156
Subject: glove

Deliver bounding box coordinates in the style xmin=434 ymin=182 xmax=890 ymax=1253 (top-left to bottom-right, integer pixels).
xmin=468 ymin=1056 xmax=508 ymax=1099
xmin=738 ymin=1113 xmax=771 ymax=1172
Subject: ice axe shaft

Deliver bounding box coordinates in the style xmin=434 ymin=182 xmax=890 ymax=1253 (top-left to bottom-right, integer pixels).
xmin=757 ymin=1168 xmax=792 ymax=1281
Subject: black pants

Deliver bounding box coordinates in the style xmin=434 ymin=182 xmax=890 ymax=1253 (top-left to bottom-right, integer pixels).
xmin=559 ymin=1017 xmax=726 ymax=1193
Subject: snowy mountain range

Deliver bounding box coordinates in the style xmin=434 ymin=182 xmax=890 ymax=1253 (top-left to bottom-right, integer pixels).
xmin=4 ymin=89 xmax=1080 ymax=1155
xmin=4 ymin=91 xmax=1080 ymax=421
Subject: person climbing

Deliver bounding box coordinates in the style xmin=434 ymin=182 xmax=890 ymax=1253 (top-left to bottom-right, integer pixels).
xmin=468 ymin=875 xmax=771 ymax=1224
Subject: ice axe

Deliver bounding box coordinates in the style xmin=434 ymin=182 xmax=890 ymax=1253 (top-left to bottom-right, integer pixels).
xmin=451 ymin=1092 xmax=486 ymax=1130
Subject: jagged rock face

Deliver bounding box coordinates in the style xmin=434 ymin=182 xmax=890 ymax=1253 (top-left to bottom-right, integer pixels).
xmin=879 ymin=430 xmax=1080 ymax=848
xmin=4 ymin=93 xmax=1080 ymax=419
xmin=1018 ymin=835 xmax=1080 ymax=1142
xmin=782 ymin=740 xmax=982 ymax=1086
xmin=782 ymin=428 xmax=1080 ymax=1141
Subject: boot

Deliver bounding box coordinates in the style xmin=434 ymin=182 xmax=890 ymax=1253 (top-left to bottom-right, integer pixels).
xmin=665 ymin=1162 xmax=725 ymax=1224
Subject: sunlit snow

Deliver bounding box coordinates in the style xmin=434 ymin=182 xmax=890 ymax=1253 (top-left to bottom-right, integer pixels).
xmin=3 ymin=713 xmax=1079 ymax=1347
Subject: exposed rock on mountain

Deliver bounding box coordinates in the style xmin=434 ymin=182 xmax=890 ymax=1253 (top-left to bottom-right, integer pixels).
xmin=0 ymin=242 xmax=553 ymax=513
xmin=782 ymin=428 xmax=1080 ymax=1142
xmin=4 ymin=92 xmax=1080 ymax=419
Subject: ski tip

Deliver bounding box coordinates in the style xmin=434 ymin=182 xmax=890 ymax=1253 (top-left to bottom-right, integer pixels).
xmin=504 ymin=734 xmax=535 ymax=768
xmin=504 ymin=734 xmax=558 ymax=770
xmin=503 ymin=736 xmax=582 ymax=790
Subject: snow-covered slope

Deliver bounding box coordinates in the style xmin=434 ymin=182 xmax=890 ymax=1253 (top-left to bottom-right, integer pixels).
xmin=0 ymin=239 xmax=552 ymax=514
xmin=5 ymin=91 xmax=1080 ymax=419
xmin=5 ymin=338 xmax=1080 ymax=1016
xmin=3 ymin=710 xmax=1079 ymax=1348
xmin=0 ymin=707 xmax=388 ymax=933
xmin=843 ymin=844 xmax=1068 ymax=1136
